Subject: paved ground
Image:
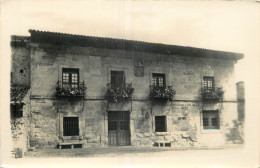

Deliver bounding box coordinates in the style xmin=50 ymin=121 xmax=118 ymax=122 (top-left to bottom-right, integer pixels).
xmin=9 ymin=145 xmax=258 ymax=168
xmin=24 ymin=145 xmax=241 ymax=158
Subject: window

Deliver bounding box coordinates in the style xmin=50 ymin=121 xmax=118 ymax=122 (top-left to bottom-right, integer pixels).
xmin=202 ymin=111 xmax=219 ymax=129
xmin=155 ymin=116 xmax=167 ymax=132
xmin=152 ymin=73 xmax=165 ymax=87
xmin=203 ymin=76 xmax=214 ymax=91
xmin=63 ymin=117 xmax=79 ymax=136
xmin=111 ymin=71 xmax=125 ymax=90
xmin=11 ymin=105 xmax=23 ymax=118
xmin=11 ymin=72 xmax=13 ymax=83
xmin=62 ymin=68 xmax=79 ymax=89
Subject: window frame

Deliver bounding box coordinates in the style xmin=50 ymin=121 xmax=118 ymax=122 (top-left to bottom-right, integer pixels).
xmin=203 ymin=76 xmax=215 ymax=91
xmin=155 ymin=116 xmax=167 ymax=132
xmin=202 ymin=110 xmax=220 ymax=130
xmin=110 ymin=71 xmax=125 ymax=90
xmin=152 ymin=73 xmax=166 ymax=88
xmin=63 ymin=117 xmax=79 ymax=136
xmin=62 ymin=68 xmax=79 ymax=88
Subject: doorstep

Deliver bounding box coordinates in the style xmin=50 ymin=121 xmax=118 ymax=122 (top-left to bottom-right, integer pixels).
xmin=58 ymin=141 xmax=84 ymax=149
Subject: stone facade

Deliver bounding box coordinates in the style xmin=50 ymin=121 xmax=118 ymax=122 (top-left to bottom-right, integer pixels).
xmin=11 ymin=30 xmax=244 ymax=151
xmin=10 ymin=36 xmax=31 ymax=157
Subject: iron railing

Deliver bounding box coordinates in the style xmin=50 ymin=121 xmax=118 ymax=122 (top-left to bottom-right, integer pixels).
xmin=201 ymin=87 xmax=224 ymax=101
xmin=150 ymin=85 xmax=176 ymax=101
xmin=106 ymin=83 xmax=134 ymax=103
xmin=55 ymin=81 xmax=86 ymax=97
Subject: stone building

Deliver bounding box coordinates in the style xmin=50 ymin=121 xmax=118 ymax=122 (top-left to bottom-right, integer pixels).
xmin=10 ymin=30 xmax=244 ymax=152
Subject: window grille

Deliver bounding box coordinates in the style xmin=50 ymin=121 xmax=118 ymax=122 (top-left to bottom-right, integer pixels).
xmin=155 ymin=116 xmax=167 ymax=132
xmin=63 ymin=117 xmax=79 ymax=136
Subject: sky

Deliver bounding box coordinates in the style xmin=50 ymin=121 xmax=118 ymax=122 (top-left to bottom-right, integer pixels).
xmin=1 ymin=0 xmax=260 ymax=167
xmin=2 ymin=0 xmax=260 ymax=83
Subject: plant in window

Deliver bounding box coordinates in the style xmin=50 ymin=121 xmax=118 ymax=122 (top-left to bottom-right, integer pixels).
xmin=151 ymin=86 xmax=176 ymax=101
xmin=215 ymin=87 xmax=224 ymax=100
xmin=201 ymin=86 xmax=224 ymax=101
xmin=106 ymin=83 xmax=134 ymax=103
xmin=56 ymin=81 xmax=86 ymax=97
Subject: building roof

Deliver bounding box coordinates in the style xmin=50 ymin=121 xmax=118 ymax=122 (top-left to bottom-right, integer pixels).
xmin=28 ymin=29 xmax=243 ymax=60
xmin=10 ymin=85 xmax=29 ymax=105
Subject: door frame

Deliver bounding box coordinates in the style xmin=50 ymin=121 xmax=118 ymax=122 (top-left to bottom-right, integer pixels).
xmin=107 ymin=111 xmax=131 ymax=146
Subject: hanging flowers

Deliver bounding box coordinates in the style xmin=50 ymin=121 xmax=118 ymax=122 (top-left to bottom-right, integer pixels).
xmin=56 ymin=81 xmax=86 ymax=97
xmin=202 ymin=87 xmax=224 ymax=101
xmin=106 ymin=83 xmax=134 ymax=103
xmin=151 ymin=86 xmax=176 ymax=101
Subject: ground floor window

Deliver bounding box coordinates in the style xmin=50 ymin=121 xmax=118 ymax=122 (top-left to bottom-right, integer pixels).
xmin=202 ymin=110 xmax=219 ymax=129
xmin=155 ymin=116 xmax=167 ymax=132
xmin=63 ymin=117 xmax=79 ymax=136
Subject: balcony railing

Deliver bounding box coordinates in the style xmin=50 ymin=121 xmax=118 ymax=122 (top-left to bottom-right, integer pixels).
xmin=150 ymin=85 xmax=176 ymax=101
xmin=106 ymin=83 xmax=134 ymax=103
xmin=201 ymin=87 xmax=224 ymax=101
xmin=55 ymin=81 xmax=86 ymax=97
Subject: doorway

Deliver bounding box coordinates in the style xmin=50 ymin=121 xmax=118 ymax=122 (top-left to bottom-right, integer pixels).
xmin=108 ymin=111 xmax=130 ymax=146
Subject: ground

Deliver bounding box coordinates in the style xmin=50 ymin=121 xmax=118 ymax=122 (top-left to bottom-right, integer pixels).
xmin=23 ymin=145 xmax=245 ymax=158
xmin=8 ymin=145 xmax=258 ymax=168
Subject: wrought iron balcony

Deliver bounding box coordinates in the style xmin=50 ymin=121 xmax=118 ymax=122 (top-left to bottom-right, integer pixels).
xmin=201 ymin=87 xmax=224 ymax=101
xmin=150 ymin=85 xmax=176 ymax=101
xmin=55 ymin=81 xmax=86 ymax=97
xmin=106 ymin=83 xmax=134 ymax=103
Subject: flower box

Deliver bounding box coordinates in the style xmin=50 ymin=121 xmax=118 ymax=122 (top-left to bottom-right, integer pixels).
xmin=201 ymin=87 xmax=224 ymax=101
xmin=106 ymin=83 xmax=134 ymax=103
xmin=150 ymin=86 xmax=176 ymax=101
xmin=55 ymin=81 xmax=86 ymax=97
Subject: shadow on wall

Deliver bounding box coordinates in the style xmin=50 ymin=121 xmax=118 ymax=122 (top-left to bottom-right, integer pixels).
xmin=226 ymin=120 xmax=244 ymax=144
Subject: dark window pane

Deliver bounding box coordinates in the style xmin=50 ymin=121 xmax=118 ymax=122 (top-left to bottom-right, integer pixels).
xmin=155 ymin=116 xmax=166 ymax=132
xmin=203 ymin=111 xmax=219 ymax=129
xmin=120 ymin=121 xmax=129 ymax=130
xmin=111 ymin=71 xmax=125 ymax=89
xmin=108 ymin=121 xmax=117 ymax=130
xmin=63 ymin=117 xmax=79 ymax=136
xmin=211 ymin=118 xmax=218 ymax=126
xmin=203 ymin=118 xmax=209 ymax=126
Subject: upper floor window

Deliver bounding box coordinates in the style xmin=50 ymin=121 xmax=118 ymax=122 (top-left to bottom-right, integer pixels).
xmin=152 ymin=73 xmax=165 ymax=88
xmin=203 ymin=76 xmax=214 ymax=91
xmin=202 ymin=110 xmax=219 ymax=130
xmin=111 ymin=71 xmax=125 ymax=90
xmin=62 ymin=68 xmax=79 ymax=89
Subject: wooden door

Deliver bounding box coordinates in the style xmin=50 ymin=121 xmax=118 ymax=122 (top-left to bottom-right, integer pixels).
xmin=108 ymin=111 xmax=130 ymax=146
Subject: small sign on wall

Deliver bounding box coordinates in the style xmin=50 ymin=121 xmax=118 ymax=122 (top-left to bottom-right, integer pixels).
xmin=134 ymin=56 xmax=144 ymax=77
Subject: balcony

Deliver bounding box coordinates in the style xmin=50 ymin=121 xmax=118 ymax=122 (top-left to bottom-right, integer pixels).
xmin=55 ymin=81 xmax=86 ymax=97
xmin=201 ymin=87 xmax=224 ymax=101
xmin=150 ymin=85 xmax=176 ymax=101
xmin=106 ymin=83 xmax=134 ymax=103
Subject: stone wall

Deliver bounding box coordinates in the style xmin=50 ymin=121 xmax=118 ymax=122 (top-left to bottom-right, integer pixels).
xmin=11 ymin=44 xmax=31 ymax=157
xmin=27 ymin=42 xmax=243 ymax=148
xmin=11 ymin=46 xmax=30 ymax=86
xmin=11 ymin=91 xmax=31 ymax=157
